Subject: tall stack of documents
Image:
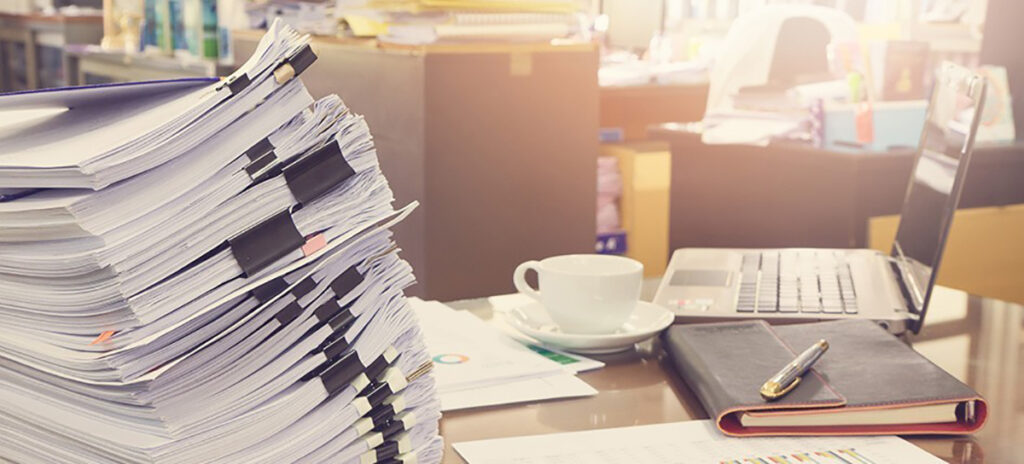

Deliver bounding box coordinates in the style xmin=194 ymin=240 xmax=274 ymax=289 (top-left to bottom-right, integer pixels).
xmin=337 ymin=0 xmax=585 ymax=44
xmin=0 ymin=20 xmax=441 ymax=464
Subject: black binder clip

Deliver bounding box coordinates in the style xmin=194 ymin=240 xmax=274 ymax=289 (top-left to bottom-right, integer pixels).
xmin=318 ymin=346 xmax=398 ymax=394
xmin=251 ymin=275 xmax=317 ymax=304
xmin=274 ymin=301 xmax=304 ymax=325
xmin=369 ymin=384 xmax=408 ymax=420
xmin=370 ymin=402 xmax=398 ymax=429
xmin=244 ymin=137 xmax=275 ymax=161
xmin=283 ymin=142 xmax=356 ymax=205
xmin=321 ymin=333 xmax=351 ymax=361
xmin=228 ymin=210 xmax=305 ymax=277
xmin=365 ymin=383 xmax=397 ymax=410
xmin=326 ymin=305 xmax=356 ymax=333
xmin=245 ymin=153 xmax=280 ymax=182
xmin=218 ymin=73 xmax=251 ymax=95
xmin=381 ymin=423 xmax=409 ymax=443
xmin=273 ymin=45 xmax=317 ymax=84
xmin=373 ymin=441 xmax=402 ymax=462
xmin=330 ymin=266 xmax=364 ymax=298
xmin=313 ymin=299 xmax=345 ymax=325
xmin=243 ymin=138 xmax=281 ymax=182
xmin=366 ymin=351 xmax=397 ymax=380
xmin=291 ymin=276 xmax=317 ymax=300
xmin=251 ymin=277 xmax=289 ymax=303
xmin=319 ymin=352 xmax=363 ymax=394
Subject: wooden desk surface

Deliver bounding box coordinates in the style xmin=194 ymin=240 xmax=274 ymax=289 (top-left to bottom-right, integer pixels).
xmin=439 ymin=286 xmax=1024 ymax=463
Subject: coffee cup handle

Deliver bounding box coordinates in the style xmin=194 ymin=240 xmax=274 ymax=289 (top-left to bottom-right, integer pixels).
xmin=513 ymin=260 xmax=543 ymax=302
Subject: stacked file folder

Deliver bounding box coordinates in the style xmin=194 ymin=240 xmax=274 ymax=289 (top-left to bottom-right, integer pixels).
xmin=0 ymin=20 xmax=442 ymax=464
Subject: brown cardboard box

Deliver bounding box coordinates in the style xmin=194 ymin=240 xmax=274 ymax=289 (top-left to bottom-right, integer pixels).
xmin=601 ymin=142 xmax=671 ymax=277
xmin=233 ymin=32 xmax=599 ymax=300
xmin=869 ymin=204 xmax=1024 ymax=304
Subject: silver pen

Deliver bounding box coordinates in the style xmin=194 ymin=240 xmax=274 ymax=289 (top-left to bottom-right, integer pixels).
xmin=760 ymin=339 xmax=829 ymax=401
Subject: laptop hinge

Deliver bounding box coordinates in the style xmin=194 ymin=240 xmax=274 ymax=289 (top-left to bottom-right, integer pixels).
xmin=887 ymin=258 xmax=920 ymax=321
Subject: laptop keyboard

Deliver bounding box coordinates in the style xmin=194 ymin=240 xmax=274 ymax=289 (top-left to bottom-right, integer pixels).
xmin=738 ymin=250 xmax=858 ymax=314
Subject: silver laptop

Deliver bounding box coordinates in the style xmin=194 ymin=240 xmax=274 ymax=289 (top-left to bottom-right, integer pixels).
xmin=654 ymin=62 xmax=987 ymax=334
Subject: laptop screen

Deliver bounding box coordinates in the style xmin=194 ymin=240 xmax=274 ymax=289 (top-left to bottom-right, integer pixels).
xmin=891 ymin=63 xmax=986 ymax=331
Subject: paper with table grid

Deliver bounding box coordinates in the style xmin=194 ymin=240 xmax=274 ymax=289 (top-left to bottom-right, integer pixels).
xmin=454 ymin=420 xmax=945 ymax=464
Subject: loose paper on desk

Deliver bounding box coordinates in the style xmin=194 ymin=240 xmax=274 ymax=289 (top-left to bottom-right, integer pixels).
xmin=454 ymin=420 xmax=945 ymax=464
xmin=410 ymin=299 xmax=597 ymax=411
xmin=485 ymin=293 xmax=605 ymax=374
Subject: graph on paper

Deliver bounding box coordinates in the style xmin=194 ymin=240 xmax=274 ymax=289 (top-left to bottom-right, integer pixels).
xmin=720 ymin=447 xmax=879 ymax=464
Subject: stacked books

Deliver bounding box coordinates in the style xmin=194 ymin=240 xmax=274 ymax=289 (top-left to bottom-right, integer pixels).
xmin=0 ymin=20 xmax=442 ymax=464
xmin=337 ymin=0 xmax=585 ymax=45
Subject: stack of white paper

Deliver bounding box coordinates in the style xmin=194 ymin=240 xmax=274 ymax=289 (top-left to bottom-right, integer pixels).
xmin=0 ymin=20 xmax=441 ymax=464
xmin=410 ymin=299 xmax=597 ymax=411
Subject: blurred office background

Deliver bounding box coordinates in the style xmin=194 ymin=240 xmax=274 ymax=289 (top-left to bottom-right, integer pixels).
xmin=1 ymin=0 xmax=1022 ymax=305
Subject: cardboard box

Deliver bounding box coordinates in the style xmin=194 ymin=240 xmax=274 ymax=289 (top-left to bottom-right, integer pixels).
xmin=601 ymin=142 xmax=671 ymax=277
xmin=233 ymin=32 xmax=600 ymax=300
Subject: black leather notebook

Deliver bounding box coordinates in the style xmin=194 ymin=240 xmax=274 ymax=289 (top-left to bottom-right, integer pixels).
xmin=662 ymin=319 xmax=988 ymax=437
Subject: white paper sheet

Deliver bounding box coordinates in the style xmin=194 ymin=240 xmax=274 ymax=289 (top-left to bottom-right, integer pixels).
xmin=410 ymin=298 xmax=599 ymax=411
xmin=412 ymin=300 xmax=564 ymax=393
xmin=454 ymin=420 xmax=946 ymax=464
xmin=439 ymin=373 xmax=595 ymax=411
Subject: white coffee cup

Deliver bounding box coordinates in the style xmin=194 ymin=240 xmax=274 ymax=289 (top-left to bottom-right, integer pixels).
xmin=513 ymin=254 xmax=643 ymax=334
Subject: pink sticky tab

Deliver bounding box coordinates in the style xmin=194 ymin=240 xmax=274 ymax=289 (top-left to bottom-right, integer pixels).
xmin=302 ymin=233 xmax=326 ymax=256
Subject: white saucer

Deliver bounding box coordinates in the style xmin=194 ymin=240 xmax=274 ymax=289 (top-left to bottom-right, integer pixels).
xmin=505 ymin=301 xmax=674 ymax=354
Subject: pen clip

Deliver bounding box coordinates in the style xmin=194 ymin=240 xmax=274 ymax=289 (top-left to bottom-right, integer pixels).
xmin=760 ymin=376 xmax=801 ymax=401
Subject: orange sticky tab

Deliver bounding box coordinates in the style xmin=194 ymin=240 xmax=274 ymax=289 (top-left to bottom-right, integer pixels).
xmin=301 ymin=233 xmax=326 ymax=257
xmin=90 ymin=330 xmax=115 ymax=345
